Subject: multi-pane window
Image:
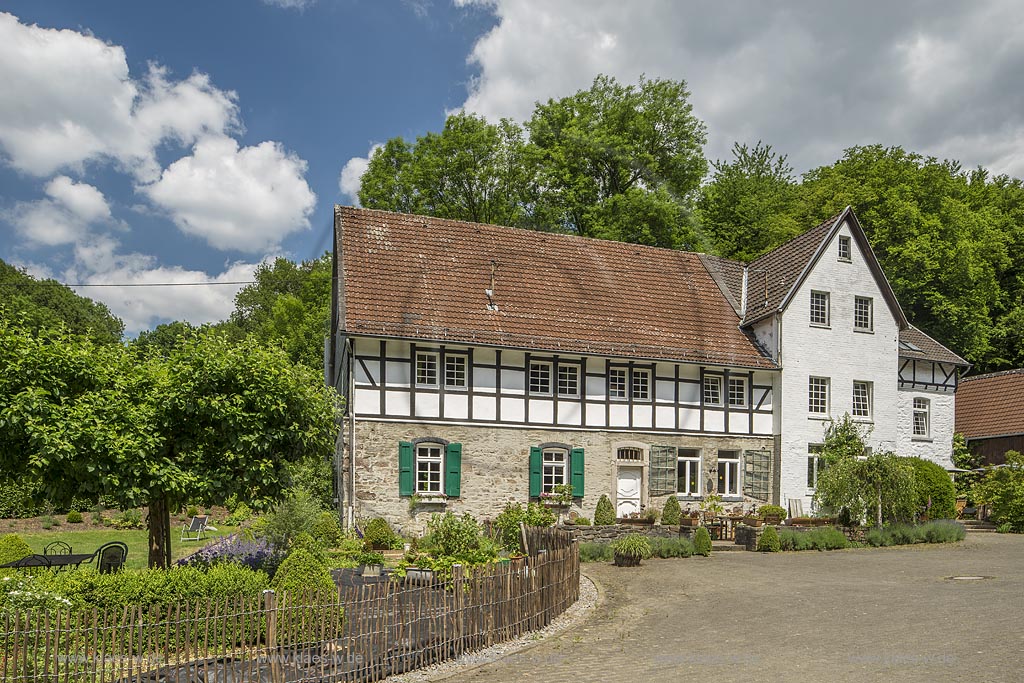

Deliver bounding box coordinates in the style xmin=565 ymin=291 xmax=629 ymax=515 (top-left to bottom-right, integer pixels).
xmin=913 ymin=398 xmax=930 ymax=437
xmin=852 ymin=380 xmax=872 ymax=418
xmin=608 ymin=368 xmax=627 ymax=399
xmin=677 ymin=448 xmax=701 ymax=496
xmin=743 ymin=450 xmax=771 ymax=501
xmin=529 ymin=362 xmax=551 ymax=395
xmin=445 ymin=355 xmax=467 ymax=388
xmin=542 ymin=449 xmax=567 ymax=493
xmin=807 ymin=444 xmax=823 ymax=488
xmin=808 ymin=377 xmax=829 ymax=414
xmin=810 ymin=290 xmax=830 ymax=326
xmin=415 ymin=352 xmax=438 ymax=387
xmin=416 ymin=444 xmax=443 ymax=493
xmin=838 ymin=235 xmax=851 ymax=261
xmin=617 ymin=447 xmax=643 ymax=461
xmin=728 ymin=377 xmax=747 ymax=407
xmin=717 ymin=451 xmax=740 ymax=496
xmin=557 ymin=364 xmax=580 ymax=397
xmin=632 ymin=369 xmax=651 ymax=401
xmin=854 ymin=296 xmax=873 ymax=331
xmin=703 ymin=376 xmax=723 ymax=406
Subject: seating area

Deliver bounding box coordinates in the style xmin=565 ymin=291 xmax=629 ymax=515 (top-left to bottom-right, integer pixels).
xmin=181 ymin=515 xmax=216 ymax=542
xmin=0 ymin=540 xmax=128 ymax=573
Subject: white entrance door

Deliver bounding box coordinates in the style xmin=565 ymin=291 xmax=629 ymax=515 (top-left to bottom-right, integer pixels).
xmin=616 ymin=466 xmax=642 ymax=517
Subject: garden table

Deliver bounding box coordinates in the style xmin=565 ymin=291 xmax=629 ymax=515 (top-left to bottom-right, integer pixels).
xmin=0 ymin=552 xmax=96 ymax=570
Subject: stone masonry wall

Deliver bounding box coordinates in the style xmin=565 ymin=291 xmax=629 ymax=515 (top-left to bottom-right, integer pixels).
xmin=349 ymin=420 xmax=774 ymax=535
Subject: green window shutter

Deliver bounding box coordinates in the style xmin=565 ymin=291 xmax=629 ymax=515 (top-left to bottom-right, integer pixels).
xmin=529 ymin=446 xmax=542 ymax=497
xmin=570 ymin=447 xmax=585 ymax=498
xmin=399 ymin=442 xmax=414 ymax=496
xmin=445 ymin=442 xmax=462 ymax=498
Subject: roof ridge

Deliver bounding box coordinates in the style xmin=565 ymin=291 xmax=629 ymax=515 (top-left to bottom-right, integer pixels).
xmin=748 ymin=208 xmax=847 ymax=268
xmin=961 ymin=367 xmax=1024 ymax=382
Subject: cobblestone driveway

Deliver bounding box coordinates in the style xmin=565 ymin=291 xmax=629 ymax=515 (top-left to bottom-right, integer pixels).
xmin=444 ymin=534 xmax=1023 ymax=682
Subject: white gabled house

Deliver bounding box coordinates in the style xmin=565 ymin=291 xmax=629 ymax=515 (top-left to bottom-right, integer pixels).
xmin=326 ymin=206 xmax=966 ymax=530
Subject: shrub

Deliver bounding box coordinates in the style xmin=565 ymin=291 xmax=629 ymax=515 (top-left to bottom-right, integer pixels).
xmin=0 ymin=479 xmax=40 ymax=518
xmin=257 ymin=490 xmax=323 ymax=548
xmin=66 ymin=510 xmax=83 ymax=524
xmin=289 ymin=532 xmax=326 ymax=560
xmin=0 ymin=534 xmax=32 ymax=565
xmin=112 ymin=509 xmax=143 ymax=530
xmin=778 ymin=526 xmax=849 ymax=551
xmin=594 ymin=495 xmax=616 ymax=525
xmin=864 ymin=521 xmax=965 ymax=547
xmin=921 ymin=520 xmax=966 ymax=543
xmin=972 ymin=450 xmax=1024 ymax=532
xmin=758 ymin=505 xmax=787 ymax=520
xmin=907 ymin=457 xmax=957 ymax=519
xmin=997 ymin=522 xmax=1013 ymax=533
xmin=693 ymin=527 xmax=712 ymax=556
xmin=310 ymin=511 xmax=344 ymax=548
xmin=225 ymin=502 xmax=253 ymax=527
xmin=186 ymin=505 xmax=199 ymax=518
xmin=423 ymin=512 xmax=486 ymax=558
xmin=362 ymin=517 xmax=401 ymax=550
xmin=757 ymin=525 xmax=781 ymax=552
xmin=612 ymin=534 xmax=652 ymax=566
xmin=180 ymin=534 xmax=283 ymax=578
xmin=69 ymin=496 xmax=94 ymax=513
xmin=570 ymin=517 xmax=592 ymax=526
xmin=493 ymin=502 xmax=556 ymax=551
xmin=648 ymin=537 xmax=694 ymax=558
xmin=661 ymin=496 xmax=682 ymax=526
xmin=271 ymin=548 xmax=335 ymax=595
xmin=579 ymin=542 xmax=614 ymax=563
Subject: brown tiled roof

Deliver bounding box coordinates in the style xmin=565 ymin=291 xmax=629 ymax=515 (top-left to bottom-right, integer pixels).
xmin=955 ymin=369 xmax=1024 ymax=439
xmin=899 ymin=326 xmax=969 ymax=366
xmin=336 ymin=207 xmax=775 ymax=368
xmin=741 ymin=211 xmax=846 ymax=325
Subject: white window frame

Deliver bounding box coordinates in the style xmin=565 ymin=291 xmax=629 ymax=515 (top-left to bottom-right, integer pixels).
xmin=913 ymin=398 xmax=931 ymax=438
xmin=415 ymin=443 xmax=444 ymax=494
xmin=415 ymin=351 xmax=439 ymax=388
xmin=677 ymin=449 xmax=701 ymax=497
xmin=632 ymin=368 xmax=651 ymax=402
xmin=808 ymin=376 xmax=830 ymax=415
xmin=542 ymin=448 xmax=568 ymax=493
xmin=557 ymin=363 xmax=580 ymax=398
xmin=529 ymin=361 xmax=552 ymax=396
xmin=838 ymin=235 xmax=852 ymax=261
xmin=854 ymin=296 xmax=873 ymax=332
xmin=810 ymin=290 xmax=830 ymax=327
xmin=444 ymin=354 xmax=467 ymax=389
xmin=608 ymin=367 xmax=628 ymax=401
xmin=807 ymin=444 xmax=823 ymax=489
xmin=717 ymin=451 xmax=740 ymax=497
xmin=727 ymin=376 xmax=747 ymax=408
xmin=852 ymin=380 xmax=872 ymax=419
xmin=703 ymin=376 xmax=723 ymax=406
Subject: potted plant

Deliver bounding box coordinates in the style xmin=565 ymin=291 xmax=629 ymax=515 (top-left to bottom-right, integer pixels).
xmin=759 ymin=504 xmax=787 ymax=525
xmin=679 ymin=510 xmax=701 ymax=527
xmin=357 ymin=550 xmax=385 ymax=577
xmin=699 ymin=494 xmax=724 ymax=524
xmin=612 ymin=534 xmax=652 ymax=567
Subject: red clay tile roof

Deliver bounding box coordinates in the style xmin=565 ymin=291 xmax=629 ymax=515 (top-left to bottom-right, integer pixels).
xmin=955 ymin=369 xmax=1024 ymax=439
xmin=335 ymin=206 xmax=775 ymax=368
xmin=741 ymin=211 xmax=846 ymax=325
xmin=899 ymin=326 xmax=969 ymax=366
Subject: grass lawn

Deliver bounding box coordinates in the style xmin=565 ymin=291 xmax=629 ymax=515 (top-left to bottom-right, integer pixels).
xmin=16 ymin=525 xmax=239 ymax=571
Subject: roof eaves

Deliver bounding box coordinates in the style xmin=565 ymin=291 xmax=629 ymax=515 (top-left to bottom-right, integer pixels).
xmin=775 ymin=207 xmax=851 ymax=316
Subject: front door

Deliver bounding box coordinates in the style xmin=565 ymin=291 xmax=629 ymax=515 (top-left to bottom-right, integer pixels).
xmin=616 ymin=466 xmax=642 ymax=517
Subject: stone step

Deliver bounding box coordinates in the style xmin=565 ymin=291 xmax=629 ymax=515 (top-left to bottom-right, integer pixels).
xmin=710 ymin=541 xmax=745 ymax=552
xmin=966 ymin=527 xmax=997 ymax=533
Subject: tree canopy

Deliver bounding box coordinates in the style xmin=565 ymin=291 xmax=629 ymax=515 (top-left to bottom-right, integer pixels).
xmin=0 ymin=321 xmax=338 ymax=567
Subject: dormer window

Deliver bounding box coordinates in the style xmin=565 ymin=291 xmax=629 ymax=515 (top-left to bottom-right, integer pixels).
xmin=838 ymin=235 xmax=851 ymax=261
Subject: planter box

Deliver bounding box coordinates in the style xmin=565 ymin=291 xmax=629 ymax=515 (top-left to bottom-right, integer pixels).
xmin=404 ymin=568 xmax=437 ymax=584
xmin=618 ymin=518 xmax=655 ymax=525
xmin=359 ymin=563 xmax=383 ymax=578
xmin=679 ymin=517 xmax=701 ymax=527
xmin=742 ymin=516 xmax=763 ymax=527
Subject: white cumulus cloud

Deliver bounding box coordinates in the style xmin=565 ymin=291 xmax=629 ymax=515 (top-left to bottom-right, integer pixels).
xmin=141 ymin=135 xmax=316 ymax=253
xmin=338 ymin=143 xmax=381 ymax=205
xmin=8 ymin=176 xmax=112 ymax=246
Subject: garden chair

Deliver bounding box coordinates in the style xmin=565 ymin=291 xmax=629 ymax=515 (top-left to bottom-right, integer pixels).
xmin=44 ymin=541 xmax=73 ymax=555
xmin=181 ymin=514 xmax=215 ymax=541
xmin=788 ymin=499 xmax=804 ymax=519
xmin=95 ymin=541 xmax=128 ymax=574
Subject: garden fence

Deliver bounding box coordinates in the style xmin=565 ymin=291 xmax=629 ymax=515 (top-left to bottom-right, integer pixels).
xmin=1 ymin=526 xmax=580 ymax=682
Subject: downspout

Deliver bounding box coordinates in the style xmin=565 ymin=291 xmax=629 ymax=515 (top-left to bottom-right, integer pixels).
xmin=347 ymin=337 xmax=356 ymax=530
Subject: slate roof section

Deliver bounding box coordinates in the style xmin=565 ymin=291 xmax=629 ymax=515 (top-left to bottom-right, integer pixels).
xmin=741 ymin=211 xmax=846 ymax=325
xmin=955 ymin=369 xmax=1024 ymax=439
xmin=335 ymin=206 xmax=776 ymax=369
xmin=899 ymin=326 xmax=969 ymax=366
xmin=698 ymin=254 xmax=744 ymax=317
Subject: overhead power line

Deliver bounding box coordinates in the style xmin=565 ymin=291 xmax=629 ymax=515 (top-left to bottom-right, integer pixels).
xmin=0 ymin=280 xmax=256 ymax=288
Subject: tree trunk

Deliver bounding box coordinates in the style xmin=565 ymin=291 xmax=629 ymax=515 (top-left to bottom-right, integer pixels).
xmin=148 ymin=494 xmax=172 ymax=569
xmin=875 ymin=484 xmax=883 ymax=528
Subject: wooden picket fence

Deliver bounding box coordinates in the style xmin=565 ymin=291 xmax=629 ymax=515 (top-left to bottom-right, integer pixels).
xmin=1 ymin=527 xmax=580 ymax=683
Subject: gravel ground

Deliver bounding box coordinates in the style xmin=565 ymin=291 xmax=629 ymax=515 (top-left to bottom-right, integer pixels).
xmin=382 ymin=573 xmax=600 ymax=683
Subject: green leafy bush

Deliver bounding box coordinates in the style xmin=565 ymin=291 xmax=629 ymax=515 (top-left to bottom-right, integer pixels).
xmin=996 ymin=522 xmax=1013 ymax=533
xmin=69 ymin=496 xmax=95 ymax=513
xmin=362 ymin=517 xmax=401 ymax=550
xmin=648 ymin=537 xmax=694 ymax=558
xmin=570 ymin=517 xmax=592 ymax=526
xmin=271 ymin=548 xmax=335 ymax=595
xmin=492 ymin=502 xmax=555 ymax=552
xmin=310 ymin=511 xmax=344 ymax=548
xmin=66 ymin=510 xmax=83 ymax=524
xmin=757 ymin=525 xmax=781 ymax=552
xmin=864 ymin=521 xmax=965 ymax=547
xmin=111 ymin=509 xmax=143 ymax=530
xmin=972 ymin=450 xmax=1024 ymax=532
xmin=612 ymin=534 xmax=652 ymax=566
xmin=423 ymin=512 xmax=489 ymax=559
xmin=661 ymin=496 xmax=682 ymax=526
xmin=257 ymin=490 xmax=323 ymax=548
xmin=225 ymin=502 xmax=253 ymax=526
xmin=289 ymin=532 xmax=326 ymax=560
xmin=186 ymin=505 xmax=199 ymax=518
xmin=907 ymin=457 xmax=956 ymax=519
xmin=693 ymin=527 xmax=712 ymax=556
xmin=594 ymin=495 xmax=616 ymax=525
xmin=0 ymin=534 xmax=33 ymax=565
xmin=777 ymin=526 xmax=848 ymax=551
xmin=0 ymin=479 xmax=40 ymax=518
xmin=758 ymin=505 xmax=787 ymax=519
xmin=579 ymin=542 xmax=614 ymax=563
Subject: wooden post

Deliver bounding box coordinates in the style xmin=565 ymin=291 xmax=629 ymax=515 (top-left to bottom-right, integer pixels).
xmin=519 ymin=521 xmax=530 ymax=557
xmin=263 ymin=589 xmax=282 ymax=683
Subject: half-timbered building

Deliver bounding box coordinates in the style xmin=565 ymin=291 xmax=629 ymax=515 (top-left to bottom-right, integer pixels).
xmin=327 ymin=205 xmax=965 ymax=530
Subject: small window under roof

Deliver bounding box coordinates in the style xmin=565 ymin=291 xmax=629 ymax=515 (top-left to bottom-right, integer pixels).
xmin=900 ymin=340 xmax=922 ymax=352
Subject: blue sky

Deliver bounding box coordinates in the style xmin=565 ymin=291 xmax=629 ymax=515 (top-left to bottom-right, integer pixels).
xmin=3 ymin=1 xmax=1024 ymax=334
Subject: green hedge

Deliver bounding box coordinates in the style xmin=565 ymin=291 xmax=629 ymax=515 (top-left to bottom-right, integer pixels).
xmin=865 ymin=521 xmax=965 ymax=546
xmin=907 ymin=457 xmax=956 ymax=519
xmin=778 ymin=526 xmax=849 ymax=551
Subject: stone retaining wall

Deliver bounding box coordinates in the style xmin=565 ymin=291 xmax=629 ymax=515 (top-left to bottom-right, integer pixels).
xmin=559 ymin=523 xmax=700 ymax=543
